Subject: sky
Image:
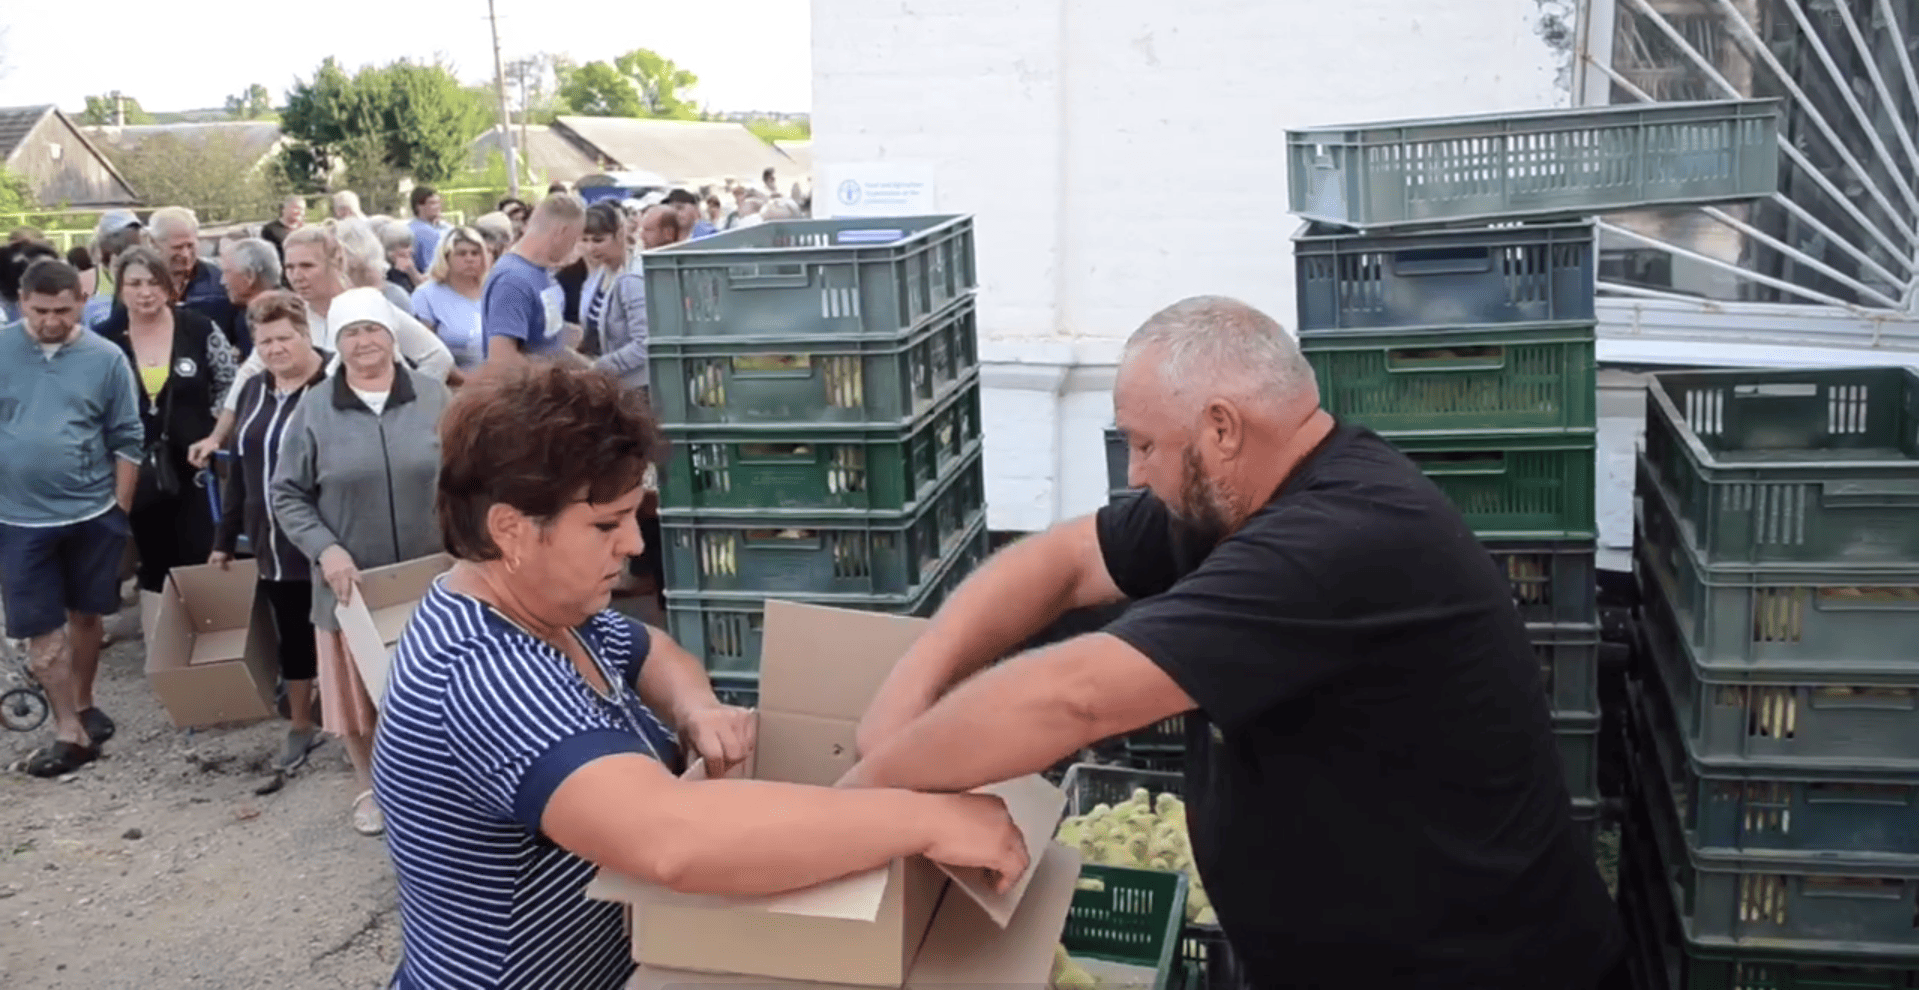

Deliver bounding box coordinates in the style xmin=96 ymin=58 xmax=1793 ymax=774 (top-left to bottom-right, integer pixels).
xmin=0 ymin=0 xmax=811 ymax=114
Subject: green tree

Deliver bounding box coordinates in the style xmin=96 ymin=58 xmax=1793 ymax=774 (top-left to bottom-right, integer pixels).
xmin=0 ymin=167 xmax=33 ymax=214
xmin=556 ymin=61 xmax=643 ymax=117
xmin=105 ymin=131 xmax=282 ymax=224
xmin=279 ymin=57 xmax=492 ymax=201
xmin=81 ymin=94 xmax=154 ymax=126
xmin=614 ymin=48 xmax=700 ymax=119
xmin=225 ymin=83 xmax=274 ymax=120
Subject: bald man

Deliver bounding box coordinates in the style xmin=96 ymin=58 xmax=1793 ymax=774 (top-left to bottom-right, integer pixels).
xmin=843 ymin=296 xmax=1625 ymax=990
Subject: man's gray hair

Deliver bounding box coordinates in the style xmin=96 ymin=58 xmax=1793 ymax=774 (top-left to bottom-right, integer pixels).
xmin=224 ymin=237 xmax=281 ymax=289
xmin=1120 ymin=296 xmax=1318 ymax=413
xmin=148 ymin=206 xmax=200 ymax=240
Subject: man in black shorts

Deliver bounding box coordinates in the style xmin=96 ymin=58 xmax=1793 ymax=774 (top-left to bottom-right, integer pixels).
xmin=0 ymin=260 xmax=144 ymax=777
xmin=843 ymin=296 xmax=1625 ymax=989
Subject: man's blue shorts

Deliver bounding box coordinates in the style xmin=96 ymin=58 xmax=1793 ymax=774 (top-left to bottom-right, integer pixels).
xmin=0 ymin=508 xmax=131 ymax=640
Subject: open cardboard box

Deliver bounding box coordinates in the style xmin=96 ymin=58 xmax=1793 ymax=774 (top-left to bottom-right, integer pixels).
xmin=335 ymin=553 xmax=453 ymax=709
xmin=587 ymin=600 xmax=1076 ymax=988
xmin=146 ymin=560 xmax=280 ymax=729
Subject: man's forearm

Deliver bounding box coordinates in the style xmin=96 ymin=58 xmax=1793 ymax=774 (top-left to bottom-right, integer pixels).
xmin=114 ymin=459 xmax=139 ymax=513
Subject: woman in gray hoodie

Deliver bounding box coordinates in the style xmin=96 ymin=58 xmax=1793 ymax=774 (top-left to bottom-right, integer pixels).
xmin=272 ymin=287 xmax=449 ymax=837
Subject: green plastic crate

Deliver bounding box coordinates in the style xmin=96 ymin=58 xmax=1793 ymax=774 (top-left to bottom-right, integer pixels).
xmin=1489 ymin=537 xmax=1599 ymax=626
xmin=1287 ymin=99 xmax=1781 ymax=231
xmin=1304 ymin=323 xmax=1596 ymax=435
xmin=1644 ymin=367 xmax=1919 ymax=567
xmin=1392 ymin=430 xmax=1597 ymax=538
xmin=1637 ymin=455 xmax=1919 ymax=671
xmin=660 ymin=382 xmax=981 ymax=514
xmin=643 ymin=214 xmax=976 ymax=340
xmin=650 ymin=297 xmax=979 ymax=429
xmin=666 ymin=516 xmax=989 ymax=674
xmin=1557 ymin=713 xmax=1599 ymax=804
xmin=1294 ymin=220 xmax=1595 ymax=332
xmin=1063 ymin=865 xmax=1189 ymax=990
xmin=1535 ymin=623 xmax=1601 ymax=718
xmin=661 ymin=452 xmax=983 ymax=597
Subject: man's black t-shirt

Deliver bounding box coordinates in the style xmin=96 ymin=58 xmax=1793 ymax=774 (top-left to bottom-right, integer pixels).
xmin=1097 ymin=421 xmax=1621 ymax=990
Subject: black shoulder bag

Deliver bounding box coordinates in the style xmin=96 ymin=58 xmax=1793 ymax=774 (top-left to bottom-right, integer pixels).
xmin=134 ymin=366 xmax=181 ymax=509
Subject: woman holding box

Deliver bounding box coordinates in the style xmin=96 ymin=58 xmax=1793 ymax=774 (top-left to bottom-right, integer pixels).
xmin=207 ymin=291 xmax=330 ymax=774
xmin=271 ymin=287 xmax=449 ymax=837
xmin=371 ymin=363 xmax=1030 ymax=990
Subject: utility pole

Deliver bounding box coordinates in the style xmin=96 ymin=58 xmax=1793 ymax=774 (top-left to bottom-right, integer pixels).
xmin=486 ymin=0 xmax=520 ymax=198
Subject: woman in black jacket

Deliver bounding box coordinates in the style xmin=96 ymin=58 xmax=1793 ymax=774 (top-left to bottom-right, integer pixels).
xmin=100 ymin=245 xmax=238 ymax=638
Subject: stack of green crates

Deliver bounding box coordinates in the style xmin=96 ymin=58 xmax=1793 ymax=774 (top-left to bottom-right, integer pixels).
xmin=1624 ymin=367 xmax=1919 ymax=985
xmin=1290 ymin=217 xmax=1603 ymax=832
xmin=643 ymin=215 xmax=990 ymax=693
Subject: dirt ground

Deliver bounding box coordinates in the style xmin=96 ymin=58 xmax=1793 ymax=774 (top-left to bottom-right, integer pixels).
xmin=0 ymin=601 xmax=402 ymax=990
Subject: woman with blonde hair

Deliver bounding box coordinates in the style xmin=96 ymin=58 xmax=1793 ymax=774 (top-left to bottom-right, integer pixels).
xmin=411 ymin=226 xmax=490 ymax=372
xmin=188 ymin=224 xmax=460 ymax=467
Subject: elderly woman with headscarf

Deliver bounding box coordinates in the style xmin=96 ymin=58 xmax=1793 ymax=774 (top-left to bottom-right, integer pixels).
xmin=187 ymin=224 xmax=460 ymax=468
xmin=371 ymin=363 xmax=1029 ymax=990
xmin=271 ymin=287 xmax=451 ymax=836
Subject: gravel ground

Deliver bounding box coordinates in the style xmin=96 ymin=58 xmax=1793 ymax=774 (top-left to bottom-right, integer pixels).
xmin=0 ymin=601 xmax=402 ymax=990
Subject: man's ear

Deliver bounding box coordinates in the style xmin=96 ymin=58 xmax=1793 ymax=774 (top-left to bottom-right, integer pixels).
xmin=1202 ymin=398 xmax=1246 ymax=458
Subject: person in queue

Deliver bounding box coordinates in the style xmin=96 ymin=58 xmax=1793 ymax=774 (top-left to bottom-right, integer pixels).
xmin=148 ymin=206 xmax=238 ymax=332
xmin=0 ymin=259 xmax=144 ymax=777
xmin=577 ymin=202 xmax=643 ymax=366
xmin=189 ymin=225 xmax=458 ymax=468
xmin=410 ymin=226 xmax=491 ymax=373
xmin=271 ymin=288 xmax=451 ymax=837
xmin=372 ymin=363 xmax=1030 ymax=990
xmin=336 ymin=217 xmax=415 ymax=313
xmin=218 ymin=237 xmax=283 ymax=359
xmin=482 ymin=193 xmax=584 ymax=370
xmin=208 ymin=291 xmax=331 ymax=774
xmin=97 ymin=246 xmax=238 ymax=644
xmin=496 ymin=197 xmax=530 ymax=241
xmin=843 ymin=296 xmax=1626 ymax=990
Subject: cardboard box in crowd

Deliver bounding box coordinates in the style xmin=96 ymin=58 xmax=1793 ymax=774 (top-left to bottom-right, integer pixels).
xmin=336 ymin=553 xmax=454 ymax=709
xmin=146 ymin=560 xmax=280 ymax=729
xmin=587 ymin=600 xmax=1076 ymax=990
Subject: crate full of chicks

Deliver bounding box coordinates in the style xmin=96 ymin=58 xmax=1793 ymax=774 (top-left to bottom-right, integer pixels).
xmin=1053 ymin=787 xmax=1215 ymax=926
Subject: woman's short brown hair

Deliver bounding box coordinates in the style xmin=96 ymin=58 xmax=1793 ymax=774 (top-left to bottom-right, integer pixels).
xmin=112 ymin=245 xmax=176 ymax=302
xmin=437 ymin=364 xmax=664 ymax=562
xmin=246 ymin=290 xmax=311 ymax=339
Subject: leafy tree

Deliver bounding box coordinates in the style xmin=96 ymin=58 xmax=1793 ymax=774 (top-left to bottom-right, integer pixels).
xmin=615 ymin=49 xmax=700 ymax=119
xmin=279 ymin=57 xmax=492 ymax=200
xmin=556 ymin=61 xmax=644 ymax=117
xmin=81 ymin=94 xmax=155 ymax=126
xmin=105 ymin=131 xmax=283 ymax=224
xmin=225 ymin=83 xmax=274 ymax=120
xmin=0 ymin=167 xmax=34 ymax=214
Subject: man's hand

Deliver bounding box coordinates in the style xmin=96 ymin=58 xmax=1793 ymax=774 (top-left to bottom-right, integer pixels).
xmin=187 ymin=435 xmax=222 ymax=469
xmin=921 ymin=792 xmax=1030 ymax=895
xmin=208 ymin=550 xmax=232 ymax=570
xmin=318 ymin=546 xmax=359 ymax=606
xmin=679 ymin=703 xmax=756 ymax=776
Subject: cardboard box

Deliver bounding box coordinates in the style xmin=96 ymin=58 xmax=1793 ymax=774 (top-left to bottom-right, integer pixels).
xmin=586 ymin=600 xmax=1074 ymax=988
xmin=335 ymin=553 xmax=453 ymax=708
xmin=146 ymin=560 xmax=280 ymax=729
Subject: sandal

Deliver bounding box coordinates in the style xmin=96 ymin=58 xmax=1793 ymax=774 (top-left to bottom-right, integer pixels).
xmin=352 ymin=790 xmax=386 ymax=837
xmin=25 ymin=741 xmax=98 ymax=778
xmin=79 ymin=708 xmax=115 ymax=746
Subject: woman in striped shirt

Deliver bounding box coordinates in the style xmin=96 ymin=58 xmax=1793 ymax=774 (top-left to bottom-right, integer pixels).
xmin=372 ymin=364 xmax=1032 ymax=990
xmin=208 ymin=291 xmax=329 ymax=774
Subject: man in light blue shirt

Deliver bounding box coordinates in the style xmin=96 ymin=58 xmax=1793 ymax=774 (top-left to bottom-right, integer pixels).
xmin=482 ymin=193 xmax=585 ymax=370
xmin=0 ymin=259 xmax=144 ymax=778
xmin=408 ymin=186 xmax=453 ymax=276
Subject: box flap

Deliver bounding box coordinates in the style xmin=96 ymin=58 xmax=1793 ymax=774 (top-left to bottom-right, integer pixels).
xmin=335 ymin=554 xmax=454 ymax=709
xmin=617 ymin=844 xmax=1082 ymax=990
xmin=359 ymin=553 xmax=453 ymax=608
xmin=336 ymin=596 xmax=392 ymax=707
xmin=169 ymin=560 xmax=260 ymax=633
xmin=930 ymin=774 xmax=1066 ymax=928
xmin=759 ymin=601 xmax=929 ymax=720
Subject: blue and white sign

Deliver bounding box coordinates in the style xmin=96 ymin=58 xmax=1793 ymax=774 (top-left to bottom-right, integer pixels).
xmin=817 ymin=162 xmax=937 ymax=218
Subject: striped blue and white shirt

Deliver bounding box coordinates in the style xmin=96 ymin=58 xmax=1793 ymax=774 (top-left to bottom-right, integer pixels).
xmin=373 ymin=579 xmax=679 ymax=990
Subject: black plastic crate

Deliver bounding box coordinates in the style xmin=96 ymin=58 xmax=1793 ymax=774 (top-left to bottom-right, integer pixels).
xmin=1559 ymin=712 xmax=1600 ymax=804
xmin=1627 ymin=677 xmax=1919 ymax=863
xmin=1489 ymin=537 xmax=1598 ymax=626
xmin=650 ymin=297 xmax=979 ymax=429
xmin=1537 ymin=623 xmax=1602 ymax=718
xmin=662 ymin=453 xmax=984 ymax=597
xmin=1294 ymin=220 xmax=1596 ymax=333
xmin=660 ymin=381 xmax=981 ymax=516
xmin=666 ymin=517 xmax=989 ymax=675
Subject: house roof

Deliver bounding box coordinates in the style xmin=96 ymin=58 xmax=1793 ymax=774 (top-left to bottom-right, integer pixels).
xmin=550 ymin=116 xmax=795 ymax=187
xmin=84 ymin=121 xmax=284 ymax=165
xmin=0 ymin=105 xmax=54 ymax=163
xmin=469 ymin=125 xmax=603 ymax=185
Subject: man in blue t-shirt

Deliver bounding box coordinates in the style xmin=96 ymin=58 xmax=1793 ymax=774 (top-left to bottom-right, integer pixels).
xmin=482 ymin=193 xmax=585 ymax=370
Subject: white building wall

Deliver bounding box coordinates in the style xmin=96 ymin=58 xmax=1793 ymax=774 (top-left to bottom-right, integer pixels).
xmin=812 ymin=0 xmax=1575 ymax=532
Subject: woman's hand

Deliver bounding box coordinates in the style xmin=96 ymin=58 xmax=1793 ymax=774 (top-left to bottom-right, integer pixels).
xmin=208 ymin=550 xmax=232 ymax=570
xmin=921 ymin=792 xmax=1031 ymax=895
xmin=319 ymin=545 xmax=360 ymax=606
xmin=187 ymin=436 xmax=222 ymax=469
xmin=679 ymin=703 xmax=756 ymax=775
